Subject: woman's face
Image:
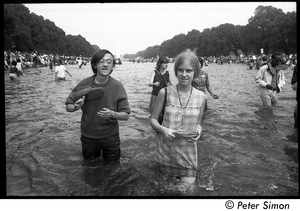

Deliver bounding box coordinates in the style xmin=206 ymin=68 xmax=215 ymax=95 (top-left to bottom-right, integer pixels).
xmin=176 ymin=61 xmax=195 ymax=86
xmin=95 ymin=53 xmax=114 ymax=76
xmin=161 ymin=62 xmax=168 ymax=70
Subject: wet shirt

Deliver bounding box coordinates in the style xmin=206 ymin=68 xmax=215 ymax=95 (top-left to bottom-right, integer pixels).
xmin=255 ymin=63 xmax=285 ymax=92
xmin=65 ymin=75 xmax=131 ymax=138
xmin=55 ymin=65 xmax=67 ymax=78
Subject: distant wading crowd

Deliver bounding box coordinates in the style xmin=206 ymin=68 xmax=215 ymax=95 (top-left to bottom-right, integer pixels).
xmin=4 ymin=50 xmax=90 ymax=75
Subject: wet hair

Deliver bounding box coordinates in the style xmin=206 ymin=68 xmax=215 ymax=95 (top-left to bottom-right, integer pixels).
xmin=155 ymin=56 xmax=169 ymax=70
xmin=174 ymin=49 xmax=201 ymax=78
xmin=91 ymin=49 xmax=116 ymax=74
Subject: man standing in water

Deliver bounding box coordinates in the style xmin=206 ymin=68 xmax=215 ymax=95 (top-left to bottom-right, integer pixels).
xmin=55 ymin=59 xmax=72 ymax=81
xmin=255 ymin=52 xmax=286 ymax=107
xmin=65 ymin=49 xmax=130 ymax=163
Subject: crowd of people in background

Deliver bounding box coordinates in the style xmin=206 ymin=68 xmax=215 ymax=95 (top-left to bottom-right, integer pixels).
xmin=4 ymin=50 xmax=90 ymax=75
xmin=5 ymin=50 xmax=297 ymax=74
xmin=127 ymin=53 xmax=297 ymax=71
xmin=194 ymin=54 xmax=297 ymax=70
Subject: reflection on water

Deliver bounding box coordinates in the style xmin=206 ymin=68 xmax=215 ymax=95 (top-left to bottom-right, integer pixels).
xmin=5 ymin=62 xmax=298 ymax=196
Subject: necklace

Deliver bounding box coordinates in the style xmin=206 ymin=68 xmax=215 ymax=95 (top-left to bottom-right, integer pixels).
xmin=177 ymin=85 xmax=193 ymax=124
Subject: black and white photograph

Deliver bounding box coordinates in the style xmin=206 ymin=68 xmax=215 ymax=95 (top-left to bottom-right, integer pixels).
xmin=3 ymin=2 xmax=298 ymax=203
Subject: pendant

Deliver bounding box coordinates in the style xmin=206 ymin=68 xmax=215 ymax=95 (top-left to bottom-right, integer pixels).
xmin=181 ymin=108 xmax=185 ymax=124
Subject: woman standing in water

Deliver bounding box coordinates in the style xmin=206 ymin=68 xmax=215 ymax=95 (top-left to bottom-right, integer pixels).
xmin=148 ymin=56 xmax=172 ymax=114
xmin=192 ymin=56 xmax=218 ymax=110
xmin=65 ymin=49 xmax=131 ymax=163
xmin=150 ymin=49 xmax=206 ymax=184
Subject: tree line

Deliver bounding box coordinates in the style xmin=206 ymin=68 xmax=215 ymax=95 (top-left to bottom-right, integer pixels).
xmin=134 ymin=5 xmax=296 ymax=59
xmin=4 ymin=4 xmax=100 ymax=57
xmin=4 ymin=4 xmax=296 ymax=59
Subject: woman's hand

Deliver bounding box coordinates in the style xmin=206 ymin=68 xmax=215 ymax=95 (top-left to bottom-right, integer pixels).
xmin=189 ymin=125 xmax=202 ymax=142
xmin=148 ymin=82 xmax=160 ymax=87
xmin=162 ymin=128 xmax=176 ymax=140
xmin=212 ymin=94 xmax=219 ymax=99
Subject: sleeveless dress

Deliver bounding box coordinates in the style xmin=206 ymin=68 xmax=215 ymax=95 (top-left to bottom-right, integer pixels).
xmin=155 ymin=86 xmax=207 ymax=177
xmin=149 ymin=70 xmax=170 ymax=113
xmin=151 ymin=70 xmax=170 ymax=96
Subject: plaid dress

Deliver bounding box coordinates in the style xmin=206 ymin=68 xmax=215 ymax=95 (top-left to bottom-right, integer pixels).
xmin=155 ymin=86 xmax=207 ymax=177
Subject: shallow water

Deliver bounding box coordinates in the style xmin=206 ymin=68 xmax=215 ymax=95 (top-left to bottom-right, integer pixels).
xmin=5 ymin=62 xmax=298 ymax=196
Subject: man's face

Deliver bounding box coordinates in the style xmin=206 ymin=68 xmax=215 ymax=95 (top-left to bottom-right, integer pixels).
xmin=95 ymin=53 xmax=114 ymax=76
xmin=270 ymin=55 xmax=282 ymax=67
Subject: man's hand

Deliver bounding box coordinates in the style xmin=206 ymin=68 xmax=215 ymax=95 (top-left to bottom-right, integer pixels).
xmin=74 ymin=96 xmax=85 ymax=111
xmin=97 ymin=108 xmax=113 ymax=119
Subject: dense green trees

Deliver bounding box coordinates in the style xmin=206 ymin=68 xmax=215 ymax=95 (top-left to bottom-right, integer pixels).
xmin=138 ymin=5 xmax=297 ymax=58
xmin=4 ymin=4 xmax=296 ymax=58
xmin=135 ymin=45 xmax=160 ymax=59
xmin=245 ymin=5 xmax=296 ymax=55
xmin=4 ymin=4 xmax=98 ymax=57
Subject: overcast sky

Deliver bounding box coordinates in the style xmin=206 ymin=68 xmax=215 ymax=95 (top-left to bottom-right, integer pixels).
xmin=24 ymin=2 xmax=296 ymax=56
